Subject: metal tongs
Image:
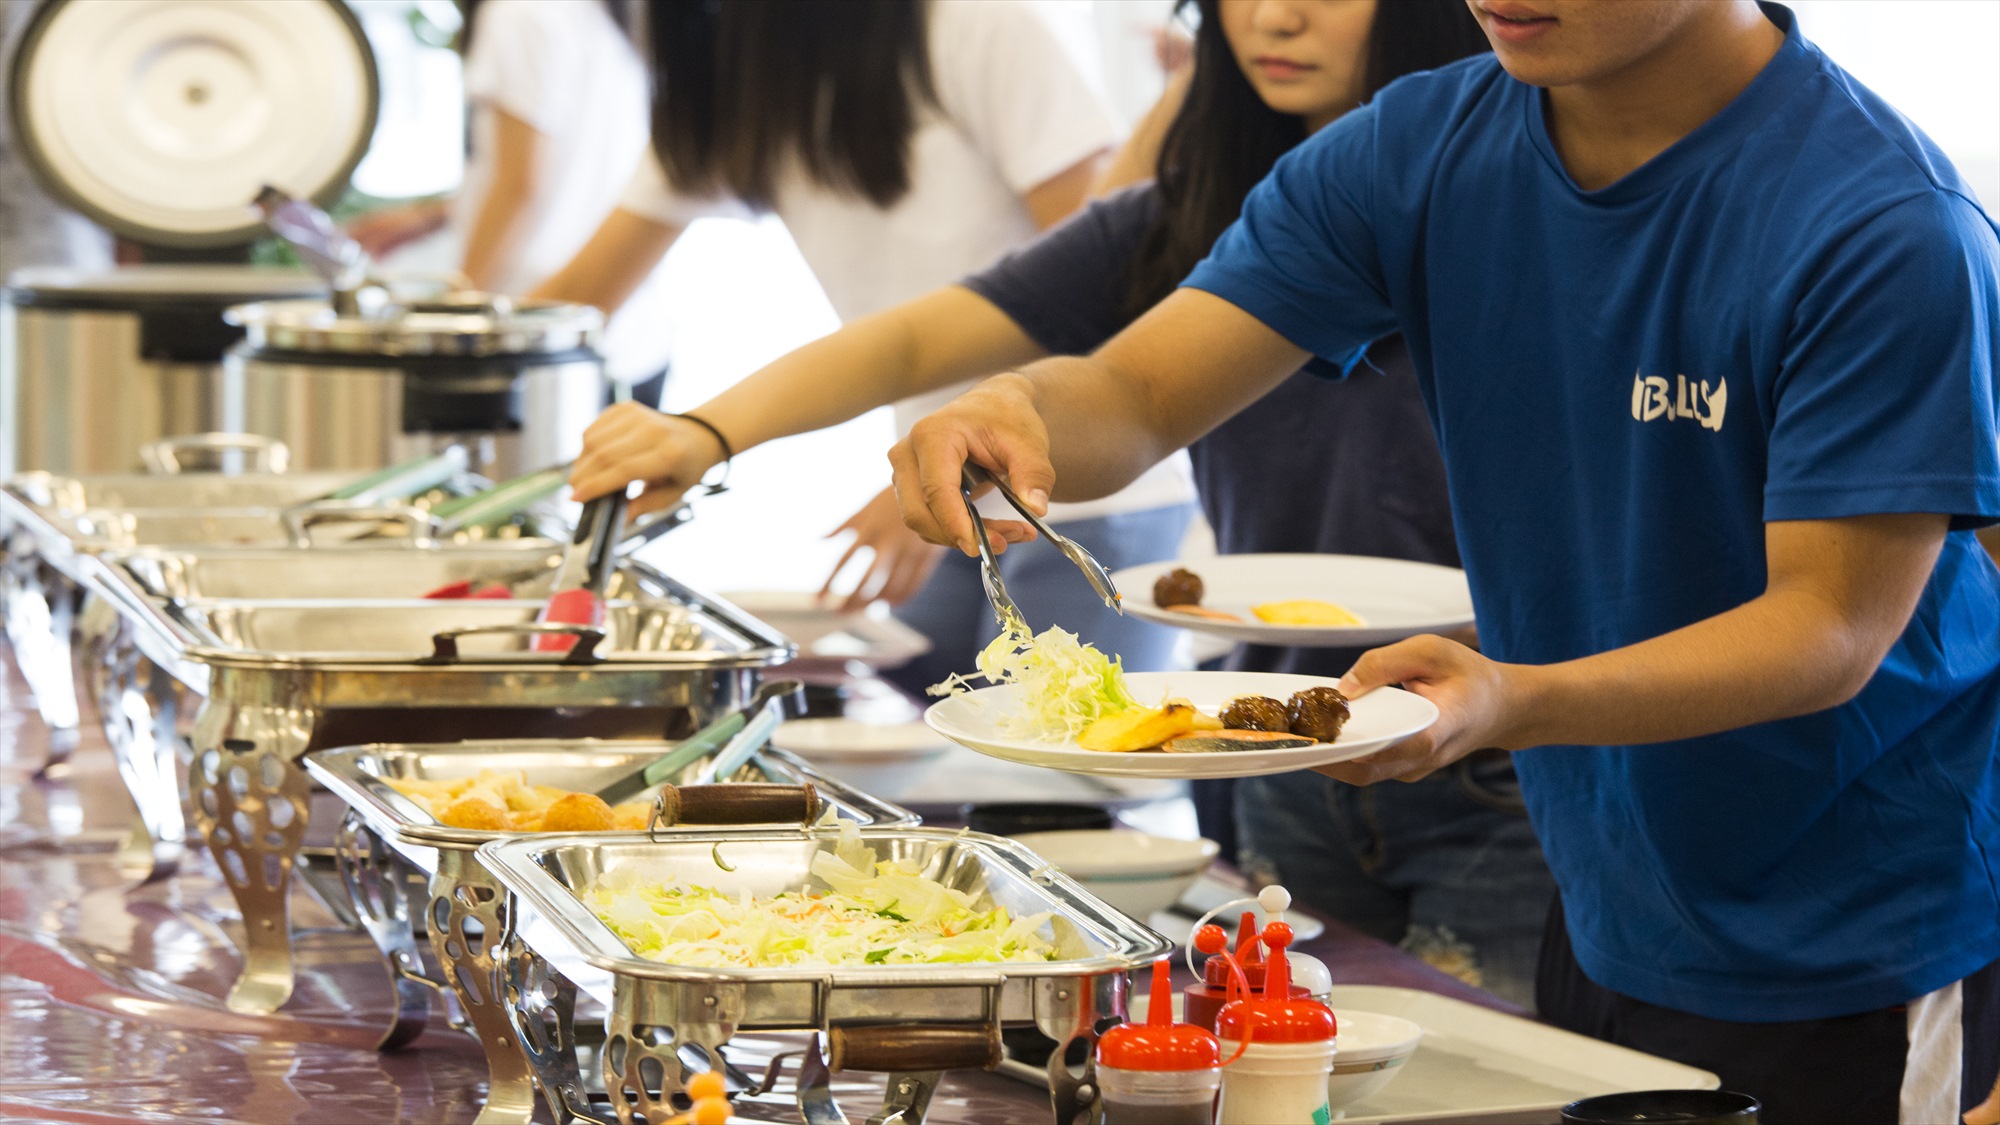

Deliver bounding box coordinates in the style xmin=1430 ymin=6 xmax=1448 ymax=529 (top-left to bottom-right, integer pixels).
xmin=959 ymin=463 xmax=1122 ymax=631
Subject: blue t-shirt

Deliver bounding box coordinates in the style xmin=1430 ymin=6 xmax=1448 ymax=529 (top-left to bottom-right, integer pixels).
xmin=962 ymin=186 xmax=1459 ymax=679
xmin=1185 ymin=4 xmax=2000 ymax=1022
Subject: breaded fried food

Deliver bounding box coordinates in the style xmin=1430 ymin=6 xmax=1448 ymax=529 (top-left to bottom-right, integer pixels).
xmin=440 ymin=796 xmax=512 ymax=831
xmin=540 ymin=792 xmax=617 ymax=832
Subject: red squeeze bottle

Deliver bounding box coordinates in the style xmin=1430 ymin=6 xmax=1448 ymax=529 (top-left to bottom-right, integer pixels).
xmin=1096 ymin=961 xmax=1222 ymax=1125
xmin=1185 ymin=911 xmax=1309 ymax=1032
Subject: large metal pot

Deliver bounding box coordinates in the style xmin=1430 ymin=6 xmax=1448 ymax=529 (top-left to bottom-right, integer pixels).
xmin=226 ymin=294 xmax=607 ymax=478
xmin=0 ymin=266 xmax=327 ymax=476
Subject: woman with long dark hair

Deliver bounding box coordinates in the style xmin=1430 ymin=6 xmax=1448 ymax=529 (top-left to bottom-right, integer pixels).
xmin=567 ymin=0 xmax=1552 ymax=1004
xmin=541 ymin=0 xmax=1194 ymax=679
xmin=349 ymin=0 xmax=675 ymax=398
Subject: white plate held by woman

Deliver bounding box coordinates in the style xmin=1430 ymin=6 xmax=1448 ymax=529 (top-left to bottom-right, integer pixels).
xmin=924 ymin=671 xmax=1438 ymax=780
xmin=1112 ymin=554 xmax=1474 ymax=648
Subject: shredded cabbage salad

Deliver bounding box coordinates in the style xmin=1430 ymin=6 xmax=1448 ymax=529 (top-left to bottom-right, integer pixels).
xmin=586 ymin=829 xmax=1057 ymax=969
xmin=928 ymin=618 xmax=1138 ymax=743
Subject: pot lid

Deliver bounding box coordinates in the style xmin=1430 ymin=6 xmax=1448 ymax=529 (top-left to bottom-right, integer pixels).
xmin=4 ymin=265 xmax=326 ymax=310
xmin=7 ymin=0 xmax=379 ymax=250
xmin=227 ymin=294 xmax=605 ymax=359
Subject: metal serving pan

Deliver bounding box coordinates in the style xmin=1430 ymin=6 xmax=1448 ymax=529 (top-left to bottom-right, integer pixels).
xmin=483 ymin=827 xmax=1169 ymax=1124
xmin=304 ymin=740 xmax=916 ymax=1123
xmin=0 ymin=457 xmax=555 ymax=780
xmin=149 ymin=596 xmax=728 ymax=667
xmin=8 ymin=467 xmax=361 ymax=511
xmin=84 ymin=554 xmax=794 ymax=1031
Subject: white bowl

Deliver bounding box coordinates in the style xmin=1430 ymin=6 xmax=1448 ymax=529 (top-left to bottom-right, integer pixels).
xmin=1013 ymin=829 xmax=1219 ymax=920
xmin=770 ymin=718 xmax=949 ymax=800
xmin=1327 ymin=1008 xmax=1424 ymax=1109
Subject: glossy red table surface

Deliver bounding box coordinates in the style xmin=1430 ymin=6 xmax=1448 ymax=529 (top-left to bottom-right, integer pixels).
xmin=0 ymin=648 xmax=1511 ymax=1124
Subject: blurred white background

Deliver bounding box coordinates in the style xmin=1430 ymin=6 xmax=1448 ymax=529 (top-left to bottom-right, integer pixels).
xmin=357 ymin=0 xmax=2000 ymax=597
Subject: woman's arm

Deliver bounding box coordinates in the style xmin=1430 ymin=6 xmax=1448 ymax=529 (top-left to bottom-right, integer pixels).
xmin=567 ymin=285 xmax=1048 ymax=511
xmin=1094 ymin=68 xmax=1191 ymax=195
xmin=1022 ymin=151 xmax=1111 ymax=230
xmin=526 ymin=207 xmax=684 ymax=314
xmin=458 ymin=106 xmax=544 ymax=290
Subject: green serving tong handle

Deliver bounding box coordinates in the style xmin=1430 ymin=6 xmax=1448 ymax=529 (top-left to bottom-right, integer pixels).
xmin=594 ymin=680 xmax=805 ymax=806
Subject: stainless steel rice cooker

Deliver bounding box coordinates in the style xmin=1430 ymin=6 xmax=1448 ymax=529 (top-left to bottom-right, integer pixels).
xmin=3 ymin=0 xmax=380 ymax=476
xmin=0 ymin=266 xmax=326 ymax=476
xmin=224 ymin=293 xmax=607 ymax=477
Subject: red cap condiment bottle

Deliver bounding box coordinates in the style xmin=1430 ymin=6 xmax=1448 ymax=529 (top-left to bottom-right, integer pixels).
xmin=1214 ymin=922 xmax=1337 ymax=1125
xmin=1097 ymin=960 xmax=1222 ymax=1125
xmin=1185 ymin=910 xmax=1309 ymax=1032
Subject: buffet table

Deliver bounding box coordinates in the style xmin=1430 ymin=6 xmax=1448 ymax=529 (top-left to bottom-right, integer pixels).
xmin=0 ymin=648 xmax=1523 ymax=1124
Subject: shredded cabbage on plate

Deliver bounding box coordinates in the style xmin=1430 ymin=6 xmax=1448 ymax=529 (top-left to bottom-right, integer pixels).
xmin=585 ymin=833 xmax=1057 ymax=969
xmin=928 ymin=618 xmax=1138 ymax=743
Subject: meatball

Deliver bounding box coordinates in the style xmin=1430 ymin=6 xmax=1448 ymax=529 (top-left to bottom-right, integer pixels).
xmin=1286 ymin=687 xmax=1352 ymax=742
xmin=1153 ymin=567 xmax=1205 ymax=608
xmin=1222 ymin=695 xmax=1291 ymax=733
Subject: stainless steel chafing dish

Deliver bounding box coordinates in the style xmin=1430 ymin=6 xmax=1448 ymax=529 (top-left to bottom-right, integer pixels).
xmin=0 ymin=440 xmax=552 ymax=773
xmin=77 ymin=543 xmax=623 ymax=885
xmin=305 ymin=740 xmax=917 ymax=1124
xmin=483 ymin=828 xmax=1171 ymax=1125
xmin=89 ymin=555 xmax=793 ymax=1028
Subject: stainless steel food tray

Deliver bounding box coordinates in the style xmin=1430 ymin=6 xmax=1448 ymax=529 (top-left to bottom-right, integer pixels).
xmin=0 ymin=460 xmax=556 ymax=779
xmin=483 ymin=827 xmax=1169 ymax=1124
xmin=83 ymin=557 xmax=793 ymax=1029
xmin=307 ymin=741 xmax=917 ymax=863
xmin=110 ymin=543 xmax=567 ymax=601
xmin=9 ymin=467 xmax=364 ymax=511
xmin=139 ymin=595 xmax=759 ymax=671
xmin=304 ymin=739 xmax=917 ymax=1124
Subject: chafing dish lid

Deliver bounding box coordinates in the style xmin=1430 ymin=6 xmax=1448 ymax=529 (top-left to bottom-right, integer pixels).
xmin=3 ymin=265 xmax=326 ymax=310
xmin=226 ymin=294 xmax=603 ymax=359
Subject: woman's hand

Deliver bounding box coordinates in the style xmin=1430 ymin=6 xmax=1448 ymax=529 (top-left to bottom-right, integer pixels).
xmin=345 ymin=200 xmax=449 ymax=259
xmin=1314 ymin=634 xmax=1529 ymax=785
xmin=888 ymin=373 xmax=1052 ymax=556
xmin=568 ymin=403 xmax=726 ymax=517
xmin=820 ymin=487 xmax=947 ymax=612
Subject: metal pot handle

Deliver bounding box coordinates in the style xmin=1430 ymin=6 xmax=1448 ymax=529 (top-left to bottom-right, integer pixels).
xmin=650 ymin=782 xmax=822 ymax=830
xmin=141 ymin=433 xmax=293 ymax=474
xmin=825 ymin=1023 xmax=1003 ymax=1073
xmin=282 ymin=503 xmax=434 ymax=547
xmin=425 ymin=623 xmax=606 ymax=664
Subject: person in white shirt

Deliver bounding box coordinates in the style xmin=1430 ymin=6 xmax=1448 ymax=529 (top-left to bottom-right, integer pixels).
xmin=547 ymin=0 xmax=1195 ymax=684
xmin=349 ymin=0 xmax=673 ymax=400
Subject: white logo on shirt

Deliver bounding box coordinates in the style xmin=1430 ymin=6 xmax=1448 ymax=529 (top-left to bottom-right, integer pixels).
xmin=1631 ymin=373 xmax=1727 ymax=432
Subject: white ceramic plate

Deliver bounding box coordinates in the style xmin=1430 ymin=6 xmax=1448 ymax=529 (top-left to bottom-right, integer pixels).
xmin=769 ymin=718 xmax=950 ymax=801
xmin=770 ymin=718 xmax=951 ymax=764
xmin=923 ymin=671 xmax=1437 ymax=780
xmin=718 ymin=591 xmax=932 ymax=669
xmin=1112 ymin=554 xmax=1475 ymax=648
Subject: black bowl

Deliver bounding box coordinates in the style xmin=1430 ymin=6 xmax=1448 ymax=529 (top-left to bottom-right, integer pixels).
xmin=1561 ymin=1091 xmax=1760 ymax=1124
xmin=962 ymin=802 xmax=1113 ymax=837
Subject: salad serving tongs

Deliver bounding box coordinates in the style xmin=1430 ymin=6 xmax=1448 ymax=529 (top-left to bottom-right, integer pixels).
xmin=592 ymin=680 xmax=806 ymax=806
xmin=959 ymin=463 xmax=1123 ymax=630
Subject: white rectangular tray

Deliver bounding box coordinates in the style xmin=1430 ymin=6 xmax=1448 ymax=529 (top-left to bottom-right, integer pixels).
xmin=1325 ymin=985 xmax=1716 ymax=1123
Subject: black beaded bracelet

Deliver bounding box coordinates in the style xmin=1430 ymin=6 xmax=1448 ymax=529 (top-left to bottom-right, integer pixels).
xmin=669 ymin=412 xmax=733 ymax=496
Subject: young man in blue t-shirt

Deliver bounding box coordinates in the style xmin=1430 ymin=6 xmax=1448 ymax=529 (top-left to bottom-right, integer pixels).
xmin=888 ymin=1 xmax=2000 ymax=1119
